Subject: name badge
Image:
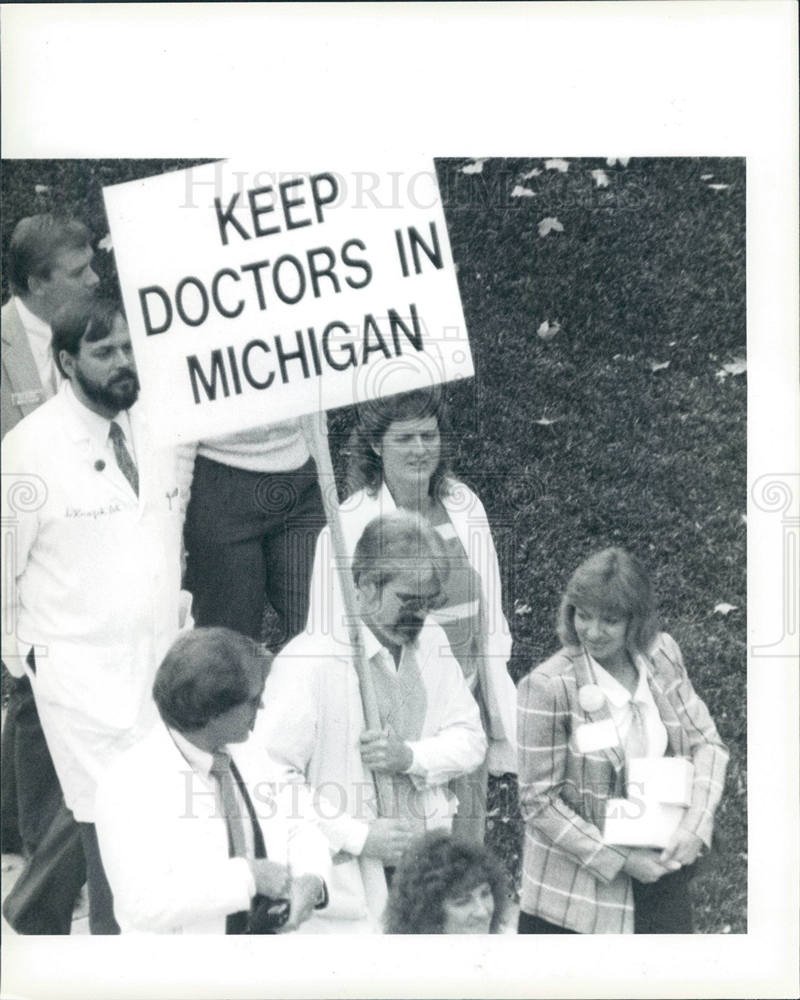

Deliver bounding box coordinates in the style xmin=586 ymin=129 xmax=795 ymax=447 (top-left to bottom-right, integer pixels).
xmin=11 ymin=388 xmax=44 ymax=407
xmin=574 ymin=718 xmax=620 ymax=753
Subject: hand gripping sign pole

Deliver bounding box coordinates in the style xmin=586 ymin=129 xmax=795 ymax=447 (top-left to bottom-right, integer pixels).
xmin=299 ymin=411 xmax=394 ymax=818
xmin=103 ymin=159 xmax=474 ymax=818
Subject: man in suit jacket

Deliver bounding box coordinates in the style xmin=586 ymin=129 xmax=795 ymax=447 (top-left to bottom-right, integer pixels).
xmin=1 ymin=213 xmax=99 ymax=439
xmin=95 ymin=627 xmax=330 ymax=934
xmin=1 ymin=214 xmax=99 ymax=933
xmin=2 ymin=297 xmax=188 ymax=933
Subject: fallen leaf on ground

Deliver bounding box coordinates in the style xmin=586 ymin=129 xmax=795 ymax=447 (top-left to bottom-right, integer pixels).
xmin=713 ymin=603 xmax=738 ymax=615
xmin=544 ymin=158 xmax=569 ymax=173
xmin=462 ymin=159 xmax=488 ymax=175
xmin=701 ymin=173 xmax=714 ymax=180
xmin=722 ymin=358 xmax=746 ymax=375
xmin=715 ymin=358 xmax=747 ymax=380
xmin=537 ymin=319 xmax=561 ymax=340
xmin=707 ymin=183 xmax=730 ymax=191
xmin=538 ymin=217 xmax=564 ymax=237
xmin=511 ymin=185 xmax=536 ymax=198
xmin=514 ymin=602 xmax=532 ymax=616
xmin=650 ymin=360 xmax=670 ymax=372
xmin=591 ymin=169 xmax=610 ymax=188
xmin=34 ymin=184 xmax=50 ymax=194
xmin=98 ymin=234 xmax=113 ymax=252
xmin=606 ymin=157 xmax=630 ymax=167
xmin=521 ymin=167 xmax=541 ymax=179
xmin=533 ymin=415 xmax=562 ymax=426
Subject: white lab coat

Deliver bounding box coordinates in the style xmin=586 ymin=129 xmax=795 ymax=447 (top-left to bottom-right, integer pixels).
xmin=1 ymin=384 xmax=185 ymax=820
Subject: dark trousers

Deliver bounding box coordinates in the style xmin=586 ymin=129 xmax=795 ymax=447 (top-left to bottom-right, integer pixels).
xmin=518 ymin=911 xmax=577 ymax=934
xmin=632 ymin=865 xmax=694 ymax=934
xmin=1 ymin=674 xmax=85 ymax=934
xmin=77 ymin=822 xmax=119 ymax=935
xmin=518 ymin=867 xmax=694 ymax=935
xmin=184 ymin=456 xmax=325 ymax=643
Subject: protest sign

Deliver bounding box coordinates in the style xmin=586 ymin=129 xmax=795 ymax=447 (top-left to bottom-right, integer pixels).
xmin=103 ymin=160 xmax=473 ymax=445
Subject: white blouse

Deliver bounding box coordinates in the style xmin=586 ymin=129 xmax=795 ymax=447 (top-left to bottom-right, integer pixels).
xmin=591 ymin=653 xmax=669 ymax=759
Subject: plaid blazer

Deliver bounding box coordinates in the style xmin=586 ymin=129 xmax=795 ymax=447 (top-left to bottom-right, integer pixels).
xmin=517 ymin=632 xmax=728 ymax=933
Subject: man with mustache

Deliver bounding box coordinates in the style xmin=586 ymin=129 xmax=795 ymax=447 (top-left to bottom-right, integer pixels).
xmin=257 ymin=511 xmax=486 ymax=932
xmin=1 ymin=298 xmax=187 ymax=933
xmin=1 ymin=214 xmax=100 ymax=934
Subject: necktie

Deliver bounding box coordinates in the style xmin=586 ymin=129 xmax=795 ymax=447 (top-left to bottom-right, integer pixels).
xmin=108 ymin=420 xmax=139 ymax=496
xmin=210 ymin=750 xmax=248 ymax=859
xmin=211 ymin=751 xmax=256 ymax=935
xmin=625 ymin=699 xmax=649 ymax=759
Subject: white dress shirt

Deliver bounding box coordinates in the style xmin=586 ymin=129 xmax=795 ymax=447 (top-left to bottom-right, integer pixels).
xmin=13 ymin=296 xmax=61 ymax=395
xmin=169 ymin=728 xmax=257 ymax=895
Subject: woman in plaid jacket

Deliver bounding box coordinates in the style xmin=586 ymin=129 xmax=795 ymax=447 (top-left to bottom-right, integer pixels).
xmin=517 ymin=548 xmax=728 ymax=934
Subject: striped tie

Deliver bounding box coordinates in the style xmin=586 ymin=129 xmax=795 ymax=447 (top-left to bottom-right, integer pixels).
xmin=108 ymin=420 xmax=139 ymax=496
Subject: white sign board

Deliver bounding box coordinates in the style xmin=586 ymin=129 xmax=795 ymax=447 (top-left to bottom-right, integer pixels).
xmin=103 ymin=160 xmax=473 ymax=445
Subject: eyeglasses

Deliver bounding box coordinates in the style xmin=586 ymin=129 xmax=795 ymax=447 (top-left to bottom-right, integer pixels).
xmin=393 ymin=588 xmax=448 ymax=613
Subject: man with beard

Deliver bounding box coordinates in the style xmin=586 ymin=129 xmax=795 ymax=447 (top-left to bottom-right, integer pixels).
xmin=256 ymin=511 xmax=486 ymax=932
xmin=1 ymin=214 xmax=99 ymax=933
xmin=1 ymin=298 xmax=187 ymax=933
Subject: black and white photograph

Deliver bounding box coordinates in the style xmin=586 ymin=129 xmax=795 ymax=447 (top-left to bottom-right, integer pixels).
xmin=0 ymin=4 xmax=797 ymax=999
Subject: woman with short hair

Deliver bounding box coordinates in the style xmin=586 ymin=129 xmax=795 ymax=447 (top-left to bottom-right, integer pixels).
xmin=517 ymin=547 xmax=728 ymax=934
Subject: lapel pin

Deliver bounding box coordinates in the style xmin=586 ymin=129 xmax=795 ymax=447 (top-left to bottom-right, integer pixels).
xmin=578 ymin=684 xmax=605 ymax=714
xmin=94 ymin=460 xmax=106 ymax=472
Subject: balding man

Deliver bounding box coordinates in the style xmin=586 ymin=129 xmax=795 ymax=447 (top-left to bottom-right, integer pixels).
xmin=257 ymin=511 xmax=486 ymax=932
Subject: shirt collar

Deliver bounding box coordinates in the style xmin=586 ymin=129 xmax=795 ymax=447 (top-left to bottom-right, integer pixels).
xmin=588 ymin=651 xmax=643 ymax=707
xmin=590 ymin=650 xmax=656 ymax=709
xmin=169 ymin=727 xmax=217 ymax=780
xmin=14 ymin=296 xmax=52 ymax=341
xmin=359 ymin=616 xmax=417 ymax=669
xmin=61 ymin=380 xmax=133 ymax=451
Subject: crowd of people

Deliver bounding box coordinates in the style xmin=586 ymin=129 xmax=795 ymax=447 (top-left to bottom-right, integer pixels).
xmin=1 ymin=213 xmax=728 ymax=936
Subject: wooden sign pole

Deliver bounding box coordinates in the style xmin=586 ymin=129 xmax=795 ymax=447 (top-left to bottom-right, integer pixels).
xmin=300 ymin=411 xmax=393 ymax=817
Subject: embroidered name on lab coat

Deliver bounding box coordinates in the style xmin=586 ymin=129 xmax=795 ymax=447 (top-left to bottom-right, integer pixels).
xmin=65 ymin=503 xmax=123 ymax=519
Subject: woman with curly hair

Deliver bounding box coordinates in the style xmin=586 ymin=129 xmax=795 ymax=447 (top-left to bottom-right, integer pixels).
xmin=306 ymin=385 xmax=517 ymax=844
xmin=517 ymin=547 xmax=728 ymax=934
xmin=384 ymin=831 xmax=508 ymax=934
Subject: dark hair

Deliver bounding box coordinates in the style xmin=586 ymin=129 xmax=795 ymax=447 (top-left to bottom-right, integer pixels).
xmin=557 ymin=547 xmax=659 ymax=654
xmin=346 ymin=386 xmax=453 ymax=499
xmin=51 ymin=298 xmax=124 ymax=378
xmin=384 ymin=831 xmax=508 ymax=934
xmin=8 ymin=214 xmax=92 ymax=296
xmin=153 ymin=627 xmax=271 ymax=733
xmin=352 ymin=511 xmax=449 ymax=593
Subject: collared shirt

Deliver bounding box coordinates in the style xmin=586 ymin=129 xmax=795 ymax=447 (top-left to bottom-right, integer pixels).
xmin=14 ymin=296 xmax=61 ymax=395
xmin=169 ymin=728 xmax=257 ymax=896
xmin=360 ymin=623 xmax=430 ymax=778
xmin=62 ymin=380 xmax=137 ymax=464
xmin=590 ymin=652 xmax=668 ymax=759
